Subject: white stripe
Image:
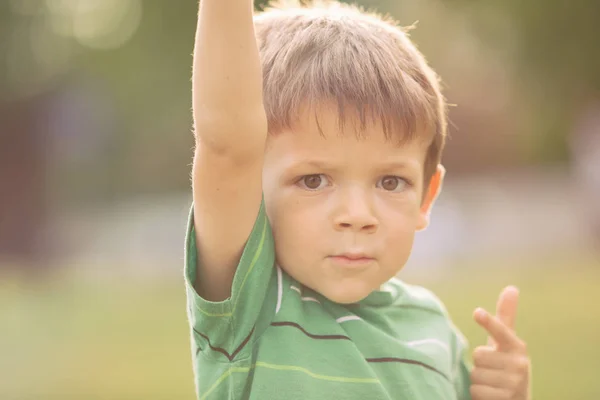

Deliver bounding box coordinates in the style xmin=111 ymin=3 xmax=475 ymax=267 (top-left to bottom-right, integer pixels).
xmin=301 ymin=296 xmax=320 ymax=304
xmin=403 ymin=338 xmax=450 ymax=354
xmin=289 ymin=285 xmax=320 ymax=304
xmin=336 ymin=315 xmax=362 ymax=323
xmin=275 ymin=266 xmax=283 ymax=314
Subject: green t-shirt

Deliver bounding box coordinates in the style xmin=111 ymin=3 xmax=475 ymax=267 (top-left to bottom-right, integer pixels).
xmin=184 ymin=201 xmax=472 ymax=400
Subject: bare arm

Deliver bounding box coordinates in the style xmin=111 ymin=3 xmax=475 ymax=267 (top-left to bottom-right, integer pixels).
xmin=191 ymin=0 xmax=267 ymax=301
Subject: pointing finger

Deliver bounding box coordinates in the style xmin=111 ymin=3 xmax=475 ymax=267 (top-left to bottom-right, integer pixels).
xmin=496 ymin=286 xmax=519 ymax=330
xmin=474 ymin=308 xmax=526 ymax=353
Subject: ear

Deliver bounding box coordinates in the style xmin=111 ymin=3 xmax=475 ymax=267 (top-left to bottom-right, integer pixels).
xmin=416 ymin=164 xmax=445 ymax=232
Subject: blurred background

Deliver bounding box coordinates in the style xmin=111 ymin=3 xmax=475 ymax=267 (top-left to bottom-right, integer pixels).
xmin=0 ymin=0 xmax=598 ymax=399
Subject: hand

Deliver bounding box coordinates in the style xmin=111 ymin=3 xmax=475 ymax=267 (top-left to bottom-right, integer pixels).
xmin=470 ymin=286 xmax=531 ymax=400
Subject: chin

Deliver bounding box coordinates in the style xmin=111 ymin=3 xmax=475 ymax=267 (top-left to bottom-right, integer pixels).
xmin=321 ymin=286 xmax=373 ymax=305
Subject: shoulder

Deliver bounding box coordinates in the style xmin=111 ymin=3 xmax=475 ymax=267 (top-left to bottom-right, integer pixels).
xmin=389 ymin=279 xmax=470 ymax=351
xmin=388 ymin=278 xmax=450 ymax=318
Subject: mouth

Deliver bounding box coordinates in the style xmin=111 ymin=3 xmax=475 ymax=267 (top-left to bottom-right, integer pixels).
xmin=328 ymin=253 xmax=375 ymax=268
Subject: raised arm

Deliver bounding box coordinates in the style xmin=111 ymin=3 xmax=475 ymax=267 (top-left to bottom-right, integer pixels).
xmin=191 ymin=0 xmax=267 ymax=301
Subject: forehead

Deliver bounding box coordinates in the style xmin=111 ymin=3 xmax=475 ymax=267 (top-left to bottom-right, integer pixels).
xmin=265 ymin=105 xmax=430 ymax=166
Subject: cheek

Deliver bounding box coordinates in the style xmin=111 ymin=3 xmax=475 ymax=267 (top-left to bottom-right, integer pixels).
xmin=378 ymin=196 xmax=421 ymax=228
xmin=270 ymin=212 xmax=323 ymax=271
xmin=378 ymin=203 xmax=419 ymax=256
xmin=266 ymin=193 xmax=325 ymax=255
xmin=380 ymin=227 xmax=415 ymax=274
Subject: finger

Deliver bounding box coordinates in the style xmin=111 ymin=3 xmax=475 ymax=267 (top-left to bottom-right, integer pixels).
xmin=496 ymin=286 xmax=519 ymax=330
xmin=472 ymin=346 xmax=530 ymax=373
xmin=486 ymin=286 xmax=519 ymax=347
xmin=470 ymin=384 xmax=512 ymax=400
xmin=470 ymin=367 xmax=520 ymax=390
xmin=474 ymin=308 xmax=525 ymax=352
xmin=487 ymin=332 xmax=495 ymax=348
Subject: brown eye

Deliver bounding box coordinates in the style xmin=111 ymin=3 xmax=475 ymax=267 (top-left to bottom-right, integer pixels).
xmin=301 ymin=174 xmax=326 ymax=190
xmin=379 ymin=176 xmax=406 ymax=192
xmin=381 ymin=177 xmax=398 ymax=191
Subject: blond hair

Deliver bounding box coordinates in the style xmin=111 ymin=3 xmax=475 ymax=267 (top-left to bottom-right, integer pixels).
xmin=254 ymin=0 xmax=447 ymax=184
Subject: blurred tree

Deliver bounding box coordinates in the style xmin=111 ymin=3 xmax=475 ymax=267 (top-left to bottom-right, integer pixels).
xmin=451 ymin=0 xmax=600 ymax=162
xmin=0 ymin=2 xmax=54 ymax=266
xmin=2 ymin=0 xmax=598 ymax=206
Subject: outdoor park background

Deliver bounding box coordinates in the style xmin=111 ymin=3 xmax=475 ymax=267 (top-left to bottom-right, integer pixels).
xmin=1 ymin=0 xmax=599 ymax=399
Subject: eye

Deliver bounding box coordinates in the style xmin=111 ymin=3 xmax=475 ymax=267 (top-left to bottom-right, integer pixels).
xmin=298 ymin=174 xmax=329 ymax=190
xmin=377 ymin=176 xmax=408 ymax=192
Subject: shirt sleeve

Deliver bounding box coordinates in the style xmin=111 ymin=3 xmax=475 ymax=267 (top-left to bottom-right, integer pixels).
xmin=184 ymin=199 xmax=276 ymax=362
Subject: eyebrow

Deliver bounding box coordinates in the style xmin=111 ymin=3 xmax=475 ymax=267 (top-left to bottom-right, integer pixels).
xmin=283 ymin=159 xmax=421 ymax=174
xmin=281 ymin=159 xmax=341 ymax=174
xmin=373 ymin=160 xmax=421 ymax=172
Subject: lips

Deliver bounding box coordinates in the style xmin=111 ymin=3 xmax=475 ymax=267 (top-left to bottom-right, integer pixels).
xmin=328 ymin=252 xmax=375 ymax=267
xmin=335 ymin=253 xmax=372 ymax=260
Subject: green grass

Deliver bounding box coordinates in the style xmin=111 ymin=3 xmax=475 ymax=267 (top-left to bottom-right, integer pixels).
xmin=1 ymin=254 xmax=598 ymax=399
xmin=425 ymin=254 xmax=600 ymax=400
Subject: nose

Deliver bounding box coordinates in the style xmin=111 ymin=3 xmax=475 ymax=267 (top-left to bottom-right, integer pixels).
xmin=333 ymin=188 xmax=379 ymax=233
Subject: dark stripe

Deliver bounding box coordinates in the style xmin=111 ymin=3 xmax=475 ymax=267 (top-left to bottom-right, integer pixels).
xmin=197 ymin=319 xmax=448 ymax=382
xmin=270 ymin=321 xmax=449 ymax=381
xmin=193 ymin=327 xmax=255 ymax=361
xmin=230 ymin=327 xmax=255 ymax=360
xmin=270 ymin=321 xmax=351 ymax=341
xmin=366 ymin=357 xmax=449 ymax=381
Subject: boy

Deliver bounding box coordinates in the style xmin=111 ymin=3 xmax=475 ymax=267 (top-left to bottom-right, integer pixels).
xmin=185 ymin=0 xmax=531 ymax=399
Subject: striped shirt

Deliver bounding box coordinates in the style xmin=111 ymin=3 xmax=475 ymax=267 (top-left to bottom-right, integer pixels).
xmin=184 ymin=201 xmax=472 ymax=399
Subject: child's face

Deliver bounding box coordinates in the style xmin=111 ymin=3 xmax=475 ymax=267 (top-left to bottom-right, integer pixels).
xmin=262 ymin=106 xmax=442 ymax=304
